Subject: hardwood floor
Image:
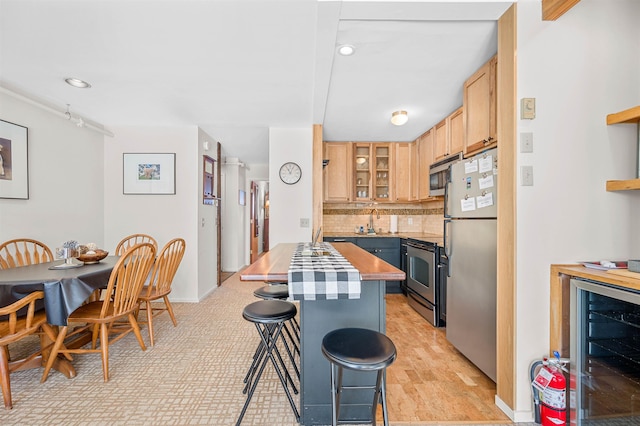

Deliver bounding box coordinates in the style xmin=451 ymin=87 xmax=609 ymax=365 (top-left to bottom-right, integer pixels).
xmin=384 ymin=293 xmax=512 ymax=424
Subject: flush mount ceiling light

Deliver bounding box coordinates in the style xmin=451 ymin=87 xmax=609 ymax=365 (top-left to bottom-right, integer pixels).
xmin=64 ymin=77 xmax=91 ymax=88
xmin=337 ymin=44 xmax=355 ymax=56
xmin=391 ymin=110 xmax=409 ymax=126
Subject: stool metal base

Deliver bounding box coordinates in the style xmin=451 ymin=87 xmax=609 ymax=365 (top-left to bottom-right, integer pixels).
xmin=236 ymin=300 xmax=300 ymax=426
xmin=322 ymin=328 xmax=397 ymax=426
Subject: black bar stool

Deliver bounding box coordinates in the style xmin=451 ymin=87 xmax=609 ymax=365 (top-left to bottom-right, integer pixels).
xmin=236 ymin=300 xmax=300 ymax=425
xmin=321 ymin=327 xmax=397 ymax=426
xmin=254 ymin=283 xmax=300 ymax=350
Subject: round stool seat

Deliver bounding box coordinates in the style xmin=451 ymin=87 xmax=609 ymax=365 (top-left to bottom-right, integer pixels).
xmin=322 ymin=328 xmax=396 ymax=372
xmin=254 ymin=284 xmax=289 ymax=300
xmin=243 ymin=300 xmax=296 ymax=324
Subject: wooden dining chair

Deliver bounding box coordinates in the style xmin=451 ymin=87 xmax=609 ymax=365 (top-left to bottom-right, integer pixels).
xmin=0 ymin=239 xmax=54 ymax=269
xmin=41 ymin=242 xmax=156 ymax=383
xmin=1 ymin=291 xmax=58 ymax=409
xmin=115 ymin=233 xmax=158 ymax=256
xmin=137 ymin=238 xmax=186 ymax=346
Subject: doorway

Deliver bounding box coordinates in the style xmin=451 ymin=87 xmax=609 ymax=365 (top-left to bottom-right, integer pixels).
xmin=250 ymin=180 xmax=269 ymax=264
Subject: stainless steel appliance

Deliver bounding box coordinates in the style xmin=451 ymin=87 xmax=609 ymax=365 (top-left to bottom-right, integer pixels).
xmin=437 ymin=246 xmax=448 ymax=325
xmin=429 ymin=153 xmax=462 ymax=197
xmin=570 ymin=278 xmax=640 ymax=424
xmin=406 ymin=239 xmax=443 ymax=327
xmin=444 ymin=147 xmax=497 ymax=381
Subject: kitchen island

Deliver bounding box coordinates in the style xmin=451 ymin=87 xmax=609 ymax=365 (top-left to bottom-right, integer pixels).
xmin=240 ymin=242 xmax=404 ymax=425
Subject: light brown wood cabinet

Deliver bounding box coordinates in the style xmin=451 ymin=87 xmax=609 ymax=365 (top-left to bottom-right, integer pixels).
xmin=433 ymin=106 xmax=464 ymax=161
xmin=464 ymin=55 xmax=497 ymax=156
xmin=323 ymin=142 xmax=352 ymax=203
xmin=393 ymin=142 xmax=417 ymax=202
xmin=418 ymin=129 xmax=434 ymax=200
xmin=353 ymin=143 xmax=394 ymax=202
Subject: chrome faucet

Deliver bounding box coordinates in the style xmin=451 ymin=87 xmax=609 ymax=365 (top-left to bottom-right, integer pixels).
xmin=368 ymin=208 xmax=379 ymax=234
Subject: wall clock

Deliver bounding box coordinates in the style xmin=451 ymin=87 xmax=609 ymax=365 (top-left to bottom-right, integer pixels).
xmin=279 ymin=162 xmax=302 ymax=185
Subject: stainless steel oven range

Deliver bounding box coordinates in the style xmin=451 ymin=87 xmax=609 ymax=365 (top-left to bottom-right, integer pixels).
xmin=406 ymin=239 xmax=443 ymax=327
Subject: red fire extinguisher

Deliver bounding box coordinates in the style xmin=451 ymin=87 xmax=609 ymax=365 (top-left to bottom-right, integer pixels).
xmin=531 ymin=351 xmax=569 ymax=425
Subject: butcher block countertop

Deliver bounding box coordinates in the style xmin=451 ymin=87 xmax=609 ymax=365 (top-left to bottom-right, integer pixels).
xmin=550 ymin=264 xmax=640 ymax=357
xmin=240 ymin=242 xmax=405 ymax=282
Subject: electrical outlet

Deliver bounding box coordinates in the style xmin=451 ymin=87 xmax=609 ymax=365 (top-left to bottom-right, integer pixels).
xmin=300 ymin=218 xmax=310 ymax=228
xmin=408 ymin=217 xmax=413 ymax=225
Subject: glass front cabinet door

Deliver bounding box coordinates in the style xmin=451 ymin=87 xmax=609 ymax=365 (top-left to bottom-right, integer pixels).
xmin=354 ymin=144 xmax=371 ymax=201
xmin=374 ymin=144 xmax=391 ymax=200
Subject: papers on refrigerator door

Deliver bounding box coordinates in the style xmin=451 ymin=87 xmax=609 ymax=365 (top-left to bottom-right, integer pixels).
xmin=464 ymin=159 xmax=478 ymax=174
xmin=478 ymin=154 xmax=493 ymax=173
xmin=461 ymin=197 xmax=476 ymax=212
xmin=478 ymin=174 xmax=494 ymax=189
xmin=476 ymin=192 xmax=494 ymax=208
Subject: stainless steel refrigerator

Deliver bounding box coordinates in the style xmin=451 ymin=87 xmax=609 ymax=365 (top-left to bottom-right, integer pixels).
xmin=444 ymin=147 xmax=497 ymax=382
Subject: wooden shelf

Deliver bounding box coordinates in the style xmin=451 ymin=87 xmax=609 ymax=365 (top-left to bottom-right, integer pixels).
xmin=606 ymin=179 xmax=640 ymax=192
xmin=606 ymin=106 xmax=640 ymax=125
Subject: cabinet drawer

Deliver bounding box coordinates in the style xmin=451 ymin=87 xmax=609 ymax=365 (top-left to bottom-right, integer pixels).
xmin=356 ymin=237 xmax=400 ymax=249
xmin=323 ymin=237 xmax=357 ymax=244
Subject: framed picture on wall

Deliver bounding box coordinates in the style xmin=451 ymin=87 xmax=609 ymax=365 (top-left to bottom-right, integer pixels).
xmin=0 ymin=119 xmax=29 ymax=199
xmin=123 ymin=153 xmax=176 ymax=195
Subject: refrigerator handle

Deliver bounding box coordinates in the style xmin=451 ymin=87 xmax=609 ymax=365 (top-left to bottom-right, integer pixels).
xmin=444 ymin=169 xmax=451 ymax=218
xmin=444 ymin=219 xmax=452 ymax=278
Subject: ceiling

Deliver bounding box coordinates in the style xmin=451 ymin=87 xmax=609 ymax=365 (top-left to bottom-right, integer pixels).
xmin=0 ymin=0 xmax=512 ymax=164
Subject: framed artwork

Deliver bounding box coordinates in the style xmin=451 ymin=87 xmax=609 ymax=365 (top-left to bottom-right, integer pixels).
xmin=0 ymin=119 xmax=29 ymax=199
xmin=123 ymin=153 xmax=176 ymax=195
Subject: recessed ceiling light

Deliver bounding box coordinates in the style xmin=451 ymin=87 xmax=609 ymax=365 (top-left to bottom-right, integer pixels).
xmin=65 ymin=77 xmax=91 ymax=89
xmin=337 ymin=44 xmax=355 ymax=56
xmin=391 ymin=110 xmax=409 ymax=126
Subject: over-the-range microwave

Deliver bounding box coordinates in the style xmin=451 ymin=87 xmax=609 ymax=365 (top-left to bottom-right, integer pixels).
xmin=429 ymin=153 xmax=462 ymax=197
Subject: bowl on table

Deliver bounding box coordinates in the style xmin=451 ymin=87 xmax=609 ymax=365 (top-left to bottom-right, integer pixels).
xmin=76 ymin=249 xmax=109 ymax=264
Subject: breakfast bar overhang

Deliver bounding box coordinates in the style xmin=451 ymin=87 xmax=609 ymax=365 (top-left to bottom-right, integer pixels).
xmin=240 ymin=242 xmax=405 ymax=425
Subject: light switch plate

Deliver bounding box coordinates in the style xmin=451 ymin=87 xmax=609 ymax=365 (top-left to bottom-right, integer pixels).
xmin=521 ymin=166 xmax=534 ymax=186
xmin=520 ymin=132 xmax=533 ymax=153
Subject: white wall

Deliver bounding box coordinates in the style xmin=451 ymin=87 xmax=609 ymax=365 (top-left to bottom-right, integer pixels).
xmin=514 ymin=0 xmax=640 ymax=420
xmin=221 ymin=159 xmax=247 ymax=271
xmin=197 ymin=128 xmax=219 ymax=298
xmin=103 ymin=126 xmax=200 ymax=302
xmin=269 ymin=127 xmax=314 ymax=245
xmin=0 ymin=92 xmax=104 ymax=249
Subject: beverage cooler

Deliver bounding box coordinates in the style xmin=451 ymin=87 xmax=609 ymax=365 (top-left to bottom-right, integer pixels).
xmin=570 ymin=278 xmax=640 ymax=424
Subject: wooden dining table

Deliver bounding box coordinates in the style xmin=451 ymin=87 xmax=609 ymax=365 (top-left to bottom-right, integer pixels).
xmin=0 ymin=257 xmax=117 ymax=378
xmin=240 ymin=242 xmax=404 ymax=425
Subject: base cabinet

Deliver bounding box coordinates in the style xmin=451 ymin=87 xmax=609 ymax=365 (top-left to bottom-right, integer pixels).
xmin=325 ymin=237 xmax=401 ymax=293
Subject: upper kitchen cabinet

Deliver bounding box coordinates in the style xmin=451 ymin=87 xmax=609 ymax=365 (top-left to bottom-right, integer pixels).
xmin=433 ymin=106 xmax=464 ymax=161
xmin=418 ymin=129 xmax=434 ymax=200
xmin=394 ymin=142 xmax=418 ymax=202
xmin=605 ymin=105 xmax=640 ymax=191
xmin=354 ymin=143 xmax=394 ymax=202
xmin=323 ymin=142 xmax=353 ymax=203
xmin=464 ymin=55 xmax=497 ymax=157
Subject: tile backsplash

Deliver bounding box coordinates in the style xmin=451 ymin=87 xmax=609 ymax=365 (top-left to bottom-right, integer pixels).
xmin=323 ymin=201 xmax=444 ymax=235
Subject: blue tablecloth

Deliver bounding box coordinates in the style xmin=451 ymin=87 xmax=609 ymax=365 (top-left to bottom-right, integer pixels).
xmin=287 ymin=242 xmax=361 ymax=301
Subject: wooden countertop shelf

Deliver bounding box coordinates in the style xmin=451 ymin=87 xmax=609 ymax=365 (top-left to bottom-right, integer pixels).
xmin=607 ymin=106 xmax=640 ymax=125
xmin=606 ymin=178 xmax=640 ymax=191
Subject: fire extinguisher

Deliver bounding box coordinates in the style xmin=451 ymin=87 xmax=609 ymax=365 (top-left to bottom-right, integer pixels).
xmin=531 ymin=351 xmax=569 ymax=425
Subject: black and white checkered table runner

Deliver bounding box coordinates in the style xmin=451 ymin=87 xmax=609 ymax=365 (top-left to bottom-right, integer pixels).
xmin=287 ymin=242 xmax=361 ymax=301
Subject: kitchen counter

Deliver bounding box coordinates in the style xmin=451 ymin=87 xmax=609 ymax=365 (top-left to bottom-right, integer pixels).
xmin=240 ymin=242 xmax=403 ymax=425
xmin=550 ymin=264 xmax=640 ymax=357
xmin=324 ymin=232 xmax=443 ymax=246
